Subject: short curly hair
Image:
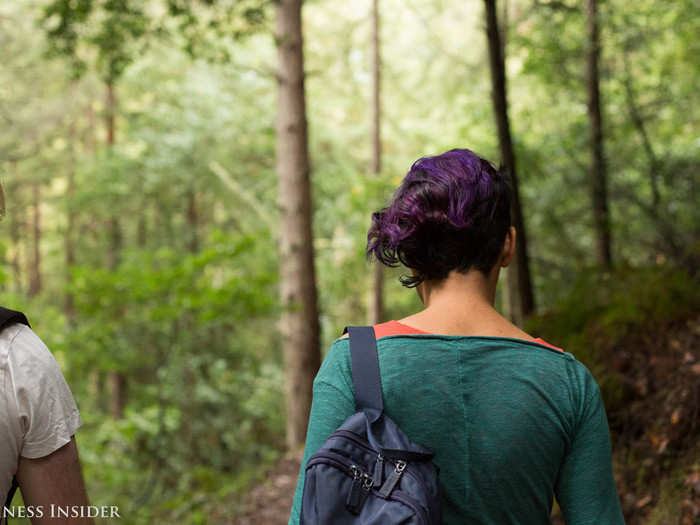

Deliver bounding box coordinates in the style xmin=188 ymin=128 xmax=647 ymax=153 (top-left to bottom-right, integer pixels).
xmin=366 ymin=148 xmax=512 ymax=288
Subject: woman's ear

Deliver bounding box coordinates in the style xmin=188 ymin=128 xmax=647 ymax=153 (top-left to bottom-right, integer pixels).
xmin=501 ymin=226 xmax=517 ymax=267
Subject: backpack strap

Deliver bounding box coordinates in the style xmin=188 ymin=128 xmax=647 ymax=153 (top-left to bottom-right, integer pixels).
xmin=0 ymin=307 xmax=28 ymax=523
xmin=343 ymin=326 xmax=384 ymax=414
xmin=2 ymin=478 xmax=18 ymax=522
xmin=0 ymin=307 xmax=29 ymax=331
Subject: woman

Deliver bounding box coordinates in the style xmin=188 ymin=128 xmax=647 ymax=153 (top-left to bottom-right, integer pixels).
xmin=289 ymin=149 xmax=625 ymax=524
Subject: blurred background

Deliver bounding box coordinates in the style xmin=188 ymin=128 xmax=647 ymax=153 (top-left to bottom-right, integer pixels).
xmin=0 ymin=0 xmax=698 ymax=523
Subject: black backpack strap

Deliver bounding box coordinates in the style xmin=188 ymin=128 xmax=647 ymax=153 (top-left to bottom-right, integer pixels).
xmin=343 ymin=326 xmax=384 ymax=413
xmin=0 ymin=307 xmax=30 ymax=331
xmin=3 ymin=478 xmax=18 ymax=520
xmin=0 ymin=308 xmax=28 ymax=522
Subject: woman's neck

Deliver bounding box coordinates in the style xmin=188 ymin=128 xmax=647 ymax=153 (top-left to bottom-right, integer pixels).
xmin=417 ymin=269 xmax=496 ymax=308
xmin=399 ymin=268 xmax=534 ymax=340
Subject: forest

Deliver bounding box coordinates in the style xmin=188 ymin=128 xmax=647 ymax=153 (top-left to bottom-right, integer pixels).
xmin=1 ymin=0 xmax=698 ymax=523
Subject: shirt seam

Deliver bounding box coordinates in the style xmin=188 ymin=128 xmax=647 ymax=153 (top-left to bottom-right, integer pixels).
xmin=313 ymin=378 xmax=355 ymax=404
xmin=21 ymin=408 xmax=82 ymax=459
xmin=7 ymin=325 xmax=30 ymax=442
xmin=7 ymin=323 xmax=26 ymax=348
xmin=332 ymin=333 xmax=572 ymax=357
xmin=455 ymin=339 xmax=470 ymax=507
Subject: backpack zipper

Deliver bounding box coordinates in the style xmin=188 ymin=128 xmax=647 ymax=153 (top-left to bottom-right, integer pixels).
xmin=378 ymin=459 xmax=406 ymax=498
xmin=328 ymin=429 xmax=432 ymax=497
xmin=306 ymin=453 xmax=432 ymax=524
xmin=306 ymin=454 xmax=374 ymax=514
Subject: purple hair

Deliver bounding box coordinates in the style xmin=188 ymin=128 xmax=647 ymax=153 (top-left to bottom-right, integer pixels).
xmin=367 ymin=148 xmax=511 ymax=287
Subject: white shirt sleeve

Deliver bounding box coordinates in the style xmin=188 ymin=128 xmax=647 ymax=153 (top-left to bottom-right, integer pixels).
xmin=8 ymin=325 xmax=82 ymax=459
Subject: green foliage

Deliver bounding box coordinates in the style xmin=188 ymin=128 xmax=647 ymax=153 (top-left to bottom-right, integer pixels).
xmin=60 ymin=232 xmax=283 ymax=522
xmin=165 ymin=0 xmax=270 ymax=60
xmin=526 ymin=264 xmax=699 ymax=410
xmin=1 ymin=0 xmax=697 ymax=522
xmin=43 ymin=0 xmax=149 ymax=82
xmin=527 ymin=265 xmax=698 ymax=348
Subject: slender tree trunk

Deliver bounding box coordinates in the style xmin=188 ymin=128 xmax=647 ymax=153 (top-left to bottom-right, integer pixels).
xmin=622 ymin=51 xmax=660 ymax=209
xmin=8 ymin=208 xmax=22 ymax=295
xmin=8 ymin=163 xmax=22 ymax=294
xmin=368 ymin=0 xmax=384 ymax=325
xmin=182 ymin=184 xmax=198 ymax=459
xmin=65 ymin=170 xmax=76 ymax=320
xmin=106 ymin=216 xmax=124 ymax=419
xmin=65 ymin=123 xmax=76 ymax=323
xmin=105 ymin=82 xmax=116 ymax=146
xmin=84 ymin=99 xmax=105 ymax=411
xmin=186 ymin=186 xmax=198 ymax=253
xmin=136 ymin=181 xmax=148 ymax=249
xmin=137 ymin=212 xmax=147 ymax=247
xmin=28 ymin=183 xmax=42 ymax=297
xmin=585 ymin=0 xmax=612 ymax=267
xmin=275 ymin=0 xmax=321 ymax=451
xmin=105 ymin=82 xmax=121 ymax=272
xmin=108 ymin=373 xmax=126 ymax=420
xmin=483 ymin=0 xmax=535 ymax=325
xmin=105 ymin=80 xmax=126 ymax=420
xmin=86 ymin=101 xmax=97 ymax=153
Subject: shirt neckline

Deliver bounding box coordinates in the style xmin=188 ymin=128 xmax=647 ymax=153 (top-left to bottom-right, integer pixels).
xmin=379 ymin=320 xmax=563 ymax=352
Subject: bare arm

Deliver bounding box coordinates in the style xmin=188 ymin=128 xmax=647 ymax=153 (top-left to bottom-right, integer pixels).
xmin=17 ymin=436 xmax=94 ymax=525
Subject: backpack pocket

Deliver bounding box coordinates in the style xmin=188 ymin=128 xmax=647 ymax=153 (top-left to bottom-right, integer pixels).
xmin=302 ymin=452 xmax=429 ymax=524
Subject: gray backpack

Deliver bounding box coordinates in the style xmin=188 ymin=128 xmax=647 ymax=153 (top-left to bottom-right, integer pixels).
xmin=300 ymin=326 xmax=441 ymax=524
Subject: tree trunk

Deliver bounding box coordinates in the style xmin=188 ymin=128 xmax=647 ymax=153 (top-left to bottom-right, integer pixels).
xmin=483 ymin=0 xmax=535 ymax=325
xmin=86 ymin=101 xmax=97 ymax=153
xmin=137 ymin=212 xmax=147 ymax=247
xmin=186 ymin=186 xmax=198 ymax=253
xmin=585 ymin=0 xmax=612 ymax=267
xmin=65 ymin=123 xmax=76 ymax=324
xmin=105 ymin=82 xmax=116 ymax=146
xmin=368 ymin=0 xmax=384 ymax=325
xmin=65 ymin=171 xmax=76 ymax=321
xmin=8 ymin=208 xmax=22 ymax=295
xmin=28 ymin=183 xmax=42 ymax=297
xmin=85 ymin=99 xmax=105 ymax=411
xmin=108 ymin=372 xmax=126 ymax=420
xmin=621 ymin=51 xmax=660 ymax=209
xmin=105 ymin=80 xmax=126 ymax=420
xmin=275 ymin=0 xmax=321 ymax=451
xmin=8 ymin=163 xmax=23 ymax=294
xmin=183 ymin=185 xmax=198 ymax=459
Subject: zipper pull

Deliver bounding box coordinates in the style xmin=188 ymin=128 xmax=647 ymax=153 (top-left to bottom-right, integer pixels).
xmin=346 ymin=465 xmax=363 ymax=514
xmin=373 ymin=453 xmax=384 ymax=487
xmin=378 ymin=460 xmax=406 ymax=498
xmin=357 ymin=473 xmax=373 ymax=510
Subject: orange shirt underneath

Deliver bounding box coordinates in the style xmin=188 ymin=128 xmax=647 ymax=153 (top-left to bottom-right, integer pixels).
xmin=372 ymin=320 xmax=563 ymax=352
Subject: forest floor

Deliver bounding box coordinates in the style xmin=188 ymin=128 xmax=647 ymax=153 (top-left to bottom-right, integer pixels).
xmin=232 ymin=453 xmax=302 ymax=525
xmin=232 ymin=315 xmax=700 ymax=525
xmin=604 ymin=314 xmax=700 ymax=525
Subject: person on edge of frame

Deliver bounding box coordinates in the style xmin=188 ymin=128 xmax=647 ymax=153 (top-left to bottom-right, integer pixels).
xmin=0 ymin=184 xmax=94 ymax=525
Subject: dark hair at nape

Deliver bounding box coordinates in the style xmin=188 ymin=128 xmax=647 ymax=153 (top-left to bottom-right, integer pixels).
xmin=366 ymin=148 xmax=512 ymax=288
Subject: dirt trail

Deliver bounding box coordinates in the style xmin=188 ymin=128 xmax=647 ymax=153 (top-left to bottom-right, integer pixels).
xmin=233 ymin=454 xmax=302 ymax=525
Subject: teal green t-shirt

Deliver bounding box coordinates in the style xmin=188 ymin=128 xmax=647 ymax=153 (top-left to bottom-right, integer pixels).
xmin=289 ymin=334 xmax=625 ymax=525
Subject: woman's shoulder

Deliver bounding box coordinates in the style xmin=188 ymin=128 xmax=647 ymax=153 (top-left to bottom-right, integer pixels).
xmin=337 ymin=320 xmax=428 ymax=339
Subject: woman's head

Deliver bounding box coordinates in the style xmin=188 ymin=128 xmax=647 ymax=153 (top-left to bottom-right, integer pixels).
xmin=367 ymin=148 xmax=512 ymax=288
